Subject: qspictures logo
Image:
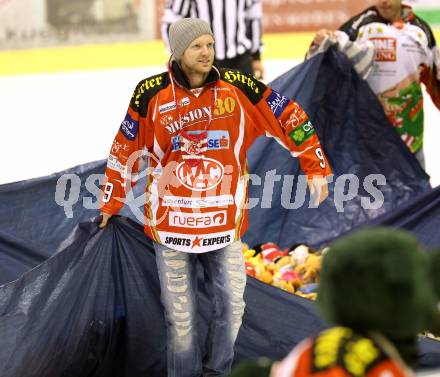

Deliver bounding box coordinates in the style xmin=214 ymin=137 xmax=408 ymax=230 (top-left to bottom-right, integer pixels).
xmin=54 ymin=153 xmax=388 ymax=220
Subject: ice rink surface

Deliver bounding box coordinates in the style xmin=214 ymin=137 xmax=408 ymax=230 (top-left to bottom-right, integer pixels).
xmin=0 ymin=59 xmax=438 ymax=186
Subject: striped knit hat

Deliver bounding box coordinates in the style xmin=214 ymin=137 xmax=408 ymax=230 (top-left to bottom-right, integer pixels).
xmin=169 ymin=18 xmax=213 ymax=62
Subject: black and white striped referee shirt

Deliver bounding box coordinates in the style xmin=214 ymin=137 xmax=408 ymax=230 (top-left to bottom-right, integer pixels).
xmin=161 ymin=0 xmax=263 ymax=61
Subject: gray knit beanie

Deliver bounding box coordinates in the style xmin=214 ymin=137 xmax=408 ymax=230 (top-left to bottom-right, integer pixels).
xmin=169 ymin=18 xmax=214 ymax=62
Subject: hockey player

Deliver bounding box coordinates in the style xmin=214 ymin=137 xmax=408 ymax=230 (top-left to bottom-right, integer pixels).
xmin=99 ymin=18 xmax=331 ymax=377
xmin=309 ymin=0 xmax=440 ymax=168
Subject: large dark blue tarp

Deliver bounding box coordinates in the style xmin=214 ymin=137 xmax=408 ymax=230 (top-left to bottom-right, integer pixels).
xmin=0 ymin=217 xmax=327 ymax=377
xmin=0 ymin=160 xmax=105 ymax=284
xmin=0 ymin=217 xmax=438 ymax=377
xmin=0 ymin=48 xmax=439 ymax=376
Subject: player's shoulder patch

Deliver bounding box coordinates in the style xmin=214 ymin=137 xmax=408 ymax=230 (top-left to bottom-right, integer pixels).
xmin=130 ymin=72 xmax=169 ymax=116
xmin=220 ymin=68 xmax=266 ymax=105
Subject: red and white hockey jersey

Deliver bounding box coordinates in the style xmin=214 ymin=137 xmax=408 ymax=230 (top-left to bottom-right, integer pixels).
xmin=339 ymin=5 xmax=440 ymax=153
xmin=271 ymin=327 xmax=412 ymax=377
xmin=100 ymin=62 xmax=332 ymax=252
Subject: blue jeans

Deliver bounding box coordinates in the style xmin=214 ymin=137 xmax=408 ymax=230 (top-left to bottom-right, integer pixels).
xmin=154 ymin=241 xmax=246 ymax=377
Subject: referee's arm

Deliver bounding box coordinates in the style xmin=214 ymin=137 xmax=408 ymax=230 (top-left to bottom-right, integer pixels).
xmin=161 ymin=0 xmax=191 ymax=52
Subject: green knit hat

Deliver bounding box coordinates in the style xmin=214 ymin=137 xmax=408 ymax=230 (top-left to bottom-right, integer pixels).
xmin=169 ymin=18 xmax=214 ymax=62
xmin=318 ymin=227 xmax=438 ymax=339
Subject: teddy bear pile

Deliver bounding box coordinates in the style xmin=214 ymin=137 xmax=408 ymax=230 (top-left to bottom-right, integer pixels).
xmin=242 ymin=241 xmax=440 ymax=342
xmin=242 ymin=242 xmax=326 ymax=300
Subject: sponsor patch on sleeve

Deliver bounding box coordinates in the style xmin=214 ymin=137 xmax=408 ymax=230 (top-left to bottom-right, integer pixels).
xmin=120 ymin=113 xmax=139 ymax=141
xmin=289 ymin=120 xmax=316 ymax=146
xmin=266 ymin=90 xmax=290 ymax=118
xmin=107 ymin=154 xmax=126 ymax=175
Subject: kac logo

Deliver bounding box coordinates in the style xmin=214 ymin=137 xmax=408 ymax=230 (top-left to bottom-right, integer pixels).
xmin=176 ymin=158 xmax=224 ymax=191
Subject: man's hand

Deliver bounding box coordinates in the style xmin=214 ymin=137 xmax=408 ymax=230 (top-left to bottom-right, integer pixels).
xmin=307 ymin=177 xmax=329 ymax=206
xmin=252 ymin=60 xmax=265 ymax=80
xmin=311 ymin=29 xmax=335 ymax=47
xmin=99 ymin=212 xmax=113 ymax=228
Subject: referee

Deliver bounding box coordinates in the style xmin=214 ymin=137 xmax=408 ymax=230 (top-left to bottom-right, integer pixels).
xmin=161 ymin=0 xmax=264 ymax=79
